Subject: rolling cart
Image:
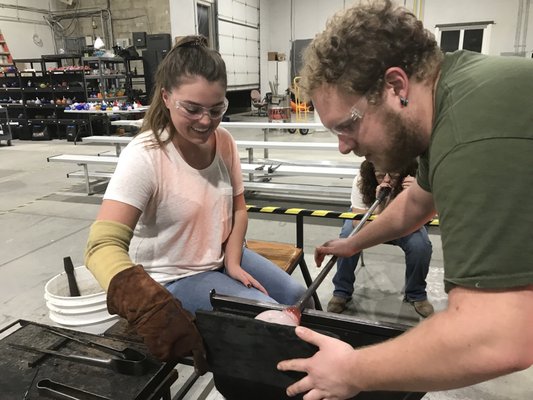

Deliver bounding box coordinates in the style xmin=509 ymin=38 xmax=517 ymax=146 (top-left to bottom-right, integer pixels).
xmin=288 ymin=77 xmax=311 ymax=135
xmin=267 ymin=93 xmax=291 ymax=123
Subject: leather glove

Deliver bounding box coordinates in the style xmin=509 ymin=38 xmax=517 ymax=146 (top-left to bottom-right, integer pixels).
xmin=107 ymin=265 xmax=208 ymax=375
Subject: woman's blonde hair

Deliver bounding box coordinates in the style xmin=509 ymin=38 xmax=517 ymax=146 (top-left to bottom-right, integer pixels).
xmin=140 ymin=35 xmax=227 ymax=147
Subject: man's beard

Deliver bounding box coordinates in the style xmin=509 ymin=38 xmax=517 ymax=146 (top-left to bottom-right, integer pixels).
xmin=372 ymin=106 xmax=428 ymax=172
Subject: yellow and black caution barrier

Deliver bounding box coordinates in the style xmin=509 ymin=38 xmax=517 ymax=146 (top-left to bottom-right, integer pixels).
xmin=246 ymin=204 xmax=439 ymax=227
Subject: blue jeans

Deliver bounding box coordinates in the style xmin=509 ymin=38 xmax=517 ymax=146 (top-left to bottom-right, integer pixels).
xmin=165 ymin=247 xmax=308 ymax=314
xmin=332 ymin=218 xmax=432 ymax=302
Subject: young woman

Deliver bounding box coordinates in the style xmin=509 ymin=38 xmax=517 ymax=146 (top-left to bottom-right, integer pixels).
xmin=84 ymin=35 xmax=307 ymax=370
xmin=328 ymin=159 xmax=434 ymax=317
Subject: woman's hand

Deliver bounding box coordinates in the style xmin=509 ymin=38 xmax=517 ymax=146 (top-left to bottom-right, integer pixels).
xmin=225 ymin=264 xmax=269 ymax=295
xmin=402 ymin=175 xmax=415 ymax=190
xmin=375 ymin=181 xmax=392 ymax=199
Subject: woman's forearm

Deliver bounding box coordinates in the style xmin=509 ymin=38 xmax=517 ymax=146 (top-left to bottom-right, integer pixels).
xmin=224 ymin=195 xmax=248 ymax=269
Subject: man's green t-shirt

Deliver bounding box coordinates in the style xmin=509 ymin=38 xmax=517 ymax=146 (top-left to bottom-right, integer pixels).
xmin=417 ymin=50 xmax=533 ymax=292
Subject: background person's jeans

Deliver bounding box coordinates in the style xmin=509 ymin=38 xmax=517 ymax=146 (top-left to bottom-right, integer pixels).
xmin=165 ymin=246 xmax=308 ymax=314
xmin=332 ymin=218 xmax=432 ymax=302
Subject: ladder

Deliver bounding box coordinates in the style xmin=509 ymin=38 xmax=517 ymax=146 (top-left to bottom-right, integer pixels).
xmin=0 ymin=30 xmax=14 ymax=71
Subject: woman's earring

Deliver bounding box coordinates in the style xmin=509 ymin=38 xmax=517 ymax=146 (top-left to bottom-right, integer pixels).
xmin=400 ymin=97 xmax=409 ymax=107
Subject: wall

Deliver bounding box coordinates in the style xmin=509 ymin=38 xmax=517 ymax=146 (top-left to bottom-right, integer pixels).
xmin=52 ymin=0 xmax=170 ymax=49
xmin=259 ymin=0 xmax=533 ymax=94
xmin=0 ymin=0 xmax=56 ymax=59
xmin=110 ymin=0 xmax=171 ymax=45
xmin=169 ymin=0 xmax=196 ymax=39
xmin=258 ymin=0 xmax=348 ymax=95
xmin=3 ymin=1 xmax=531 ymax=97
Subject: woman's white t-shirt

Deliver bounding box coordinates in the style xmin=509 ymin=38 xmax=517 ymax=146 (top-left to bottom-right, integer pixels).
xmin=104 ymin=127 xmax=244 ymax=283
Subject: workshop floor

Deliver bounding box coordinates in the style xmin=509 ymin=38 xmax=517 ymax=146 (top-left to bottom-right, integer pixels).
xmin=0 ymin=113 xmax=531 ymax=399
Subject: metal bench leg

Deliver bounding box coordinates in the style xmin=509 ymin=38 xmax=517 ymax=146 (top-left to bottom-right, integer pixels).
xmin=247 ymin=147 xmax=254 ymax=182
xmin=80 ymin=163 xmax=92 ymax=195
xmin=262 ymin=128 xmax=269 ymax=159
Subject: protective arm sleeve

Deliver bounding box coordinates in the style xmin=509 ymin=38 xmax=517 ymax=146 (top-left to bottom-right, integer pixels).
xmin=84 ymin=220 xmax=135 ymax=291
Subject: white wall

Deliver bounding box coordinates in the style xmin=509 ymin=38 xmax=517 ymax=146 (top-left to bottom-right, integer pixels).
xmin=259 ymin=0 xmax=348 ymax=95
xmin=0 ymin=0 xmax=56 ymax=59
xmin=169 ymin=0 xmax=196 ymax=40
xmin=257 ymin=0 xmax=533 ymax=94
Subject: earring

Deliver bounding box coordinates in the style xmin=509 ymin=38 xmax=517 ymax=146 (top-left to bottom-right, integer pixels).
xmin=400 ymin=96 xmax=409 ymax=107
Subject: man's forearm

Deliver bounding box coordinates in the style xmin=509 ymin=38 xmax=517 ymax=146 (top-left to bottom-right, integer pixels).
xmin=350 ymin=185 xmax=435 ymax=252
xmin=351 ymin=286 xmax=533 ymax=392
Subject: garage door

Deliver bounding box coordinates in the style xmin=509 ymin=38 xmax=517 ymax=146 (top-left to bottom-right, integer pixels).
xmin=217 ymin=0 xmax=260 ymax=91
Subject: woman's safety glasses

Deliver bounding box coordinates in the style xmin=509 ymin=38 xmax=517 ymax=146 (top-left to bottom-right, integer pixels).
xmin=175 ymin=98 xmax=229 ymax=120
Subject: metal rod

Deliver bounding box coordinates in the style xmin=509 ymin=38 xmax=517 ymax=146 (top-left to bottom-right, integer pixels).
xmin=294 ymin=187 xmax=391 ymax=310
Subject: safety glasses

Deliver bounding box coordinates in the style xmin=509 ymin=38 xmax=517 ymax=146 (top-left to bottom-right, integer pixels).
xmin=175 ymin=98 xmax=229 ymax=120
xmin=329 ymin=102 xmax=365 ymax=137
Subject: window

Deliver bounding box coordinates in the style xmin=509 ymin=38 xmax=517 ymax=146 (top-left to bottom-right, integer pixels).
xmin=440 ymin=30 xmax=460 ymax=53
xmin=435 ymin=21 xmax=493 ymax=54
xmin=196 ymin=1 xmax=216 ymax=48
xmin=463 ymin=29 xmax=484 ymax=53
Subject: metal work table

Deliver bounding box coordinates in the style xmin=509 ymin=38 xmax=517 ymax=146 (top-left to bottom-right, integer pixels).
xmin=0 ymin=320 xmax=178 ymax=400
xmin=64 ymin=107 xmax=147 ymax=137
xmin=197 ymin=292 xmax=427 ymax=400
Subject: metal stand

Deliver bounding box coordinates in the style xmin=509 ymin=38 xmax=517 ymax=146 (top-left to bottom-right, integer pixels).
xmin=0 ymin=107 xmax=13 ymax=146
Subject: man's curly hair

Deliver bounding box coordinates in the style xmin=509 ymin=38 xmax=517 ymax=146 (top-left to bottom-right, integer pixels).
xmin=358 ymin=159 xmax=418 ymax=207
xmin=300 ymin=0 xmax=443 ymax=103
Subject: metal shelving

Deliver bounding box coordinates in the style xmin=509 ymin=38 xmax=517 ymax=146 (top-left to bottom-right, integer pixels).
xmin=82 ymin=56 xmax=128 ymax=103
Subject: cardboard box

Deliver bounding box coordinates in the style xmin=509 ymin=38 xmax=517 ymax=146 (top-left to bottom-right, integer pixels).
xmin=267 ymin=51 xmax=278 ymax=61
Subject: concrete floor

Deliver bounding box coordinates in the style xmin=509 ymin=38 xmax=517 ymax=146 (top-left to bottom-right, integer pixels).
xmin=0 ymin=116 xmax=531 ymax=399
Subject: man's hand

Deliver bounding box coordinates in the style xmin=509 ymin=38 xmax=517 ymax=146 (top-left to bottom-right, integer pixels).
xmin=277 ymin=326 xmax=361 ymax=399
xmin=314 ymin=238 xmax=358 ymax=267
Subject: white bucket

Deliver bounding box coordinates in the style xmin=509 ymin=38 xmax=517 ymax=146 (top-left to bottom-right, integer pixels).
xmin=44 ymin=265 xmax=119 ymax=334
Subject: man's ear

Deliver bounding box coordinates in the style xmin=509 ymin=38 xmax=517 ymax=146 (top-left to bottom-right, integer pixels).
xmin=383 ymin=67 xmax=409 ymax=104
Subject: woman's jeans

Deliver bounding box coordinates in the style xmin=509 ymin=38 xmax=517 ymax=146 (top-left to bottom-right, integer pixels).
xmin=332 ymin=218 xmax=432 ymax=302
xmin=165 ymin=246 xmax=308 ymax=314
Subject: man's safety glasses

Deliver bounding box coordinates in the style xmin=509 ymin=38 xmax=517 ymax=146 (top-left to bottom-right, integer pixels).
xmin=329 ymin=103 xmax=365 ymax=137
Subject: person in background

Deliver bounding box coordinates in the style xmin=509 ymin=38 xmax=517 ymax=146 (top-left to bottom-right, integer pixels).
xmin=84 ymin=35 xmax=308 ymax=373
xmin=328 ymin=159 xmax=434 ymax=318
xmin=278 ymin=1 xmax=533 ymax=398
